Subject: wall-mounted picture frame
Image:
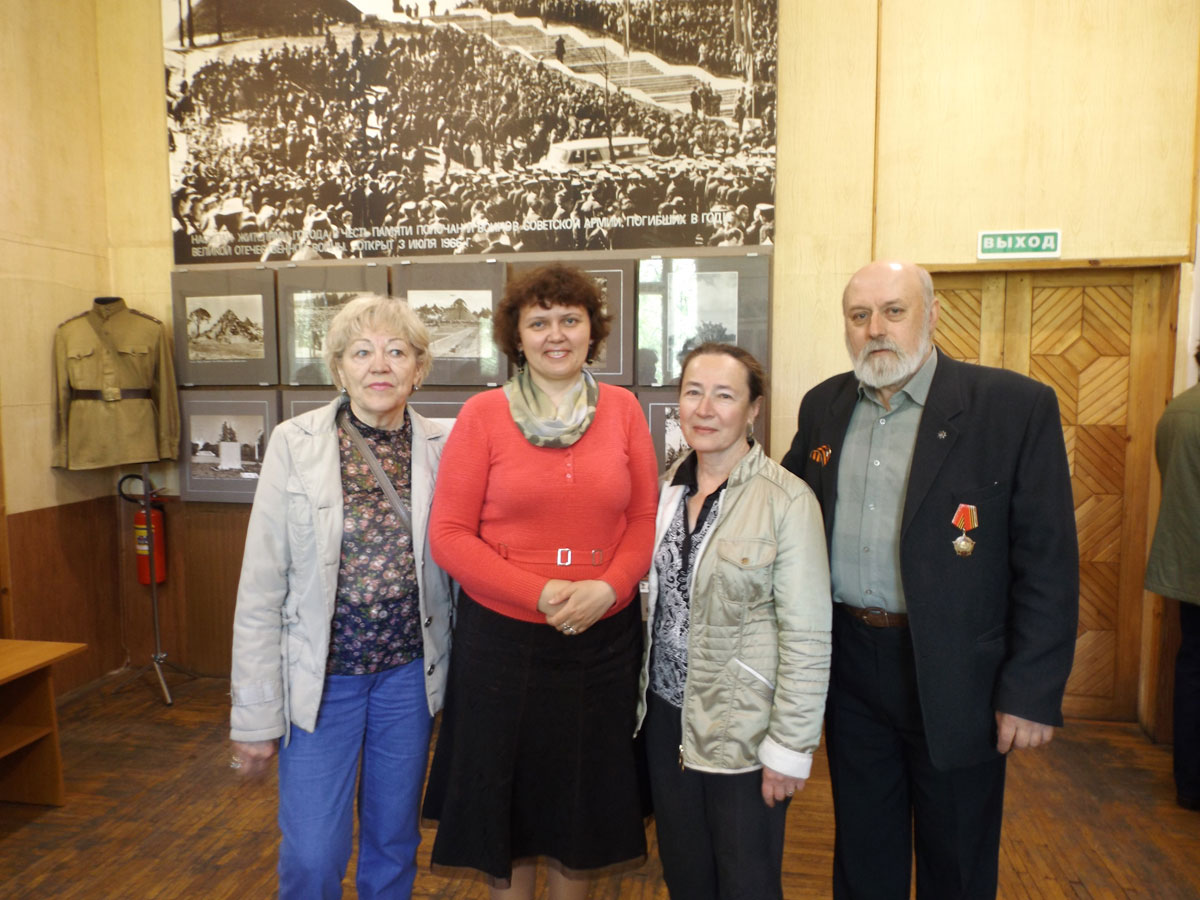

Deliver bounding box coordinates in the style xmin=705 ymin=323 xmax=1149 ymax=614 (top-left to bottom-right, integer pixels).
xmin=280 ymin=387 xmax=340 ymax=421
xmin=509 ymin=259 xmax=636 ymax=385
xmin=391 ymin=261 xmax=506 ymax=386
xmin=171 ymin=268 xmax=279 ymax=386
xmin=276 ymin=264 xmax=388 ymax=385
xmin=638 ymin=388 xmax=689 ymax=474
xmin=637 ymin=387 xmax=768 ymax=475
xmin=410 ymin=388 xmax=479 ymax=436
xmin=635 ymin=254 xmax=770 ymax=386
xmin=180 ymin=389 xmax=279 ymax=503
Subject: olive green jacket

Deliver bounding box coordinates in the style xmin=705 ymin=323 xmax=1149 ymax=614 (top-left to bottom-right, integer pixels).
xmin=635 ymin=444 xmax=832 ymax=778
xmin=1145 ymin=381 xmax=1200 ymax=605
xmin=53 ymin=299 xmax=180 ymax=470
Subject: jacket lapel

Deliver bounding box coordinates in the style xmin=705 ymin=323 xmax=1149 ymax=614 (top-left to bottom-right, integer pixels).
xmin=816 ymin=376 xmax=859 ymax=543
xmin=901 ymin=352 xmax=964 ymax=536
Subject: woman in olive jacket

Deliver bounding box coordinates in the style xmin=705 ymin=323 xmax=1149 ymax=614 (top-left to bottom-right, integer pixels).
xmin=635 ymin=343 xmax=831 ymax=900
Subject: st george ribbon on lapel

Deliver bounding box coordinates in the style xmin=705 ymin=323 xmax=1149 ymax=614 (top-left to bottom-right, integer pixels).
xmin=810 ymin=444 xmax=832 ymax=466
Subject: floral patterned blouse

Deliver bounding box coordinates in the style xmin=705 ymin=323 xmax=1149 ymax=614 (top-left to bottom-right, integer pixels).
xmin=326 ymin=407 xmax=423 ymax=675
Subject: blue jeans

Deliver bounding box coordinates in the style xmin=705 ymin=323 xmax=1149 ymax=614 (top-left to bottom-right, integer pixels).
xmin=278 ymin=659 xmax=432 ymax=900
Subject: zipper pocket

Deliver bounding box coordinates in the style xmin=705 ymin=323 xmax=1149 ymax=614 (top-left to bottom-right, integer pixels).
xmin=734 ymin=658 xmax=775 ymax=691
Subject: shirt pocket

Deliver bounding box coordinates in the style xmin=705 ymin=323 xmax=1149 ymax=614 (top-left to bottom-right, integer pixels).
xmin=117 ymin=344 xmax=153 ymax=377
xmin=65 ymin=346 xmax=98 ymax=384
xmin=714 ymin=538 xmax=777 ymax=608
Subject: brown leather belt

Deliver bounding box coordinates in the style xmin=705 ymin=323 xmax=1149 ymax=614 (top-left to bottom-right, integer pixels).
xmin=839 ymin=604 xmax=909 ymax=629
xmin=72 ymin=388 xmax=152 ymax=401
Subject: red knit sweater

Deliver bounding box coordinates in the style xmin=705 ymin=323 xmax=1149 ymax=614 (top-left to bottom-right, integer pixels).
xmin=429 ymin=383 xmax=659 ymax=623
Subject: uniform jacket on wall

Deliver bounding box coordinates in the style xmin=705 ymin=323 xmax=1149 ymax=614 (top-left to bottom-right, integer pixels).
xmin=53 ymin=298 xmax=180 ymax=470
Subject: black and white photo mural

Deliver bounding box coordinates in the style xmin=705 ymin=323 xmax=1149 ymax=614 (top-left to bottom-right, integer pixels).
xmin=164 ymin=0 xmax=777 ymax=263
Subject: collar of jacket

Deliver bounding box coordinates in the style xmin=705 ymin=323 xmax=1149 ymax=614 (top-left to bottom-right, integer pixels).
xmin=289 ymin=393 xmax=444 ymax=444
xmin=664 ymin=440 xmax=769 ymax=491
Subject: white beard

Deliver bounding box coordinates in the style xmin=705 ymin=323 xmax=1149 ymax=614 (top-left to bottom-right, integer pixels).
xmin=848 ymin=331 xmax=933 ymax=390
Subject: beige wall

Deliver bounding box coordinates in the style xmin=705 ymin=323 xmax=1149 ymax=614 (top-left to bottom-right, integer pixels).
xmin=0 ymin=0 xmax=176 ymax=516
xmin=1 ymin=0 xmax=113 ymax=515
xmin=2 ymin=0 xmax=1198 ymax=506
xmin=873 ymin=1 xmax=1199 ymax=265
xmin=770 ymin=0 xmax=1199 ymax=455
xmin=771 ymin=0 xmax=878 ymax=451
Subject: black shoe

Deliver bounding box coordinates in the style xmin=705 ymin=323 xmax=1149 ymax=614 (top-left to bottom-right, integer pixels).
xmin=1178 ymin=794 xmax=1200 ymax=811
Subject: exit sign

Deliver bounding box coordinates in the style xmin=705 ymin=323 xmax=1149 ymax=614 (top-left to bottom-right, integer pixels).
xmin=977 ymin=229 xmax=1061 ymax=260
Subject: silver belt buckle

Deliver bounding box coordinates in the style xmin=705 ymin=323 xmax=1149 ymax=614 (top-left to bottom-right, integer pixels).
xmin=556 ymin=548 xmax=572 ymax=566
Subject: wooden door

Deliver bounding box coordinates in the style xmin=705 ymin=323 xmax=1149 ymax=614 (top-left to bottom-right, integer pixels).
xmin=930 ymin=268 xmax=1177 ymax=720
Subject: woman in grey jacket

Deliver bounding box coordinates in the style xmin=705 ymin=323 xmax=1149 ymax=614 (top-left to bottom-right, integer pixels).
xmin=636 ymin=343 xmax=832 ymax=900
xmin=229 ymin=295 xmax=453 ymax=900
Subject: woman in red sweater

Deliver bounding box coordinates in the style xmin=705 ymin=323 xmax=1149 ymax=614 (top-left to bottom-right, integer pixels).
xmin=423 ymin=264 xmax=658 ymax=899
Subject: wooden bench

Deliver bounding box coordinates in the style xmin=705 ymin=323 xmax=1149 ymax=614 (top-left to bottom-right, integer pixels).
xmin=0 ymin=639 xmax=86 ymax=805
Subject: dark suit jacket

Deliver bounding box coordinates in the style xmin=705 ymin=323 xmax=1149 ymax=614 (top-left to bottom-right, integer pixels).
xmin=781 ymin=351 xmax=1079 ymax=769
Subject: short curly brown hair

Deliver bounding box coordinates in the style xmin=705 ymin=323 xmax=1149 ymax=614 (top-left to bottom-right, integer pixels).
xmin=494 ymin=264 xmax=612 ymax=365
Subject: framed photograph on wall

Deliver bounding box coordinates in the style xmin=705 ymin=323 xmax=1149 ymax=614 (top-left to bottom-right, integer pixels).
xmin=391 ymin=261 xmax=506 ymax=386
xmin=509 ymin=259 xmax=636 ymax=385
xmin=410 ymin=388 xmax=479 ymax=436
xmin=277 ymin=264 xmax=388 ymax=385
xmin=637 ymin=387 xmax=767 ymax=474
xmin=635 ymin=254 xmax=770 ymax=386
xmin=280 ymin=387 xmax=339 ymax=421
xmin=171 ymin=268 xmax=279 ymax=386
xmin=638 ymin=388 xmax=689 ymax=474
xmin=180 ymin=389 xmax=279 ymax=502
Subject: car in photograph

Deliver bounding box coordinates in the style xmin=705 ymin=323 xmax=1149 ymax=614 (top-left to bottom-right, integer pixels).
xmin=533 ymin=135 xmax=654 ymax=171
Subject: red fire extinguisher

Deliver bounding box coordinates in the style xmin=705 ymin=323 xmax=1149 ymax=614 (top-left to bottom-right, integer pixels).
xmin=134 ymin=506 xmax=167 ymax=585
xmin=120 ymin=474 xmax=167 ymax=585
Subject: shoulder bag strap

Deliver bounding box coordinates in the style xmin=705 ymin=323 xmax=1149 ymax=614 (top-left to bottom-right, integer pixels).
xmin=336 ymin=406 xmax=413 ymax=534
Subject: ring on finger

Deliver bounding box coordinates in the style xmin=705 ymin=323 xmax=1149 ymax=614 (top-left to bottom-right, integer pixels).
xmin=562 ymin=624 xmax=577 ymax=636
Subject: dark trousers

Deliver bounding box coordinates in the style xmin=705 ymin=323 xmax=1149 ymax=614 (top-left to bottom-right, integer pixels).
xmin=1176 ymin=601 xmax=1200 ymax=806
xmin=643 ymin=691 xmax=789 ymax=900
xmin=827 ymin=608 xmax=1007 ymax=900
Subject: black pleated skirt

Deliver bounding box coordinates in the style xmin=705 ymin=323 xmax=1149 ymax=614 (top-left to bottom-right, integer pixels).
xmin=422 ymin=593 xmax=649 ymax=881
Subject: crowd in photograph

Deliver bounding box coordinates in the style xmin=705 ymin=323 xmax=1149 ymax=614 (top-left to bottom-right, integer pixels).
xmin=170 ymin=22 xmax=775 ymax=261
xmin=474 ymin=0 xmax=778 ymax=84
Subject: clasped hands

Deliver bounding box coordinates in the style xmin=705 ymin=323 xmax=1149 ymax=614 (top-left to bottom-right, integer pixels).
xmin=538 ymin=578 xmax=616 ymax=635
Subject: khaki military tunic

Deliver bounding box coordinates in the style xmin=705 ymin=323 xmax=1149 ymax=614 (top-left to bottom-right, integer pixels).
xmin=53 ymin=299 xmax=181 ymax=470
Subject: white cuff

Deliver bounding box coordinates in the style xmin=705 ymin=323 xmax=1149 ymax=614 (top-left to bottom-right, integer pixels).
xmin=758 ymin=734 xmax=814 ymax=779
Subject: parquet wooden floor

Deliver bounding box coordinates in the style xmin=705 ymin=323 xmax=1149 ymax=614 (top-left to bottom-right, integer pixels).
xmin=0 ymin=672 xmax=1196 ymax=898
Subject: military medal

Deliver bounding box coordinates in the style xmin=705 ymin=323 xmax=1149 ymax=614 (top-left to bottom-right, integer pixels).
xmin=951 ymin=504 xmax=978 ymax=556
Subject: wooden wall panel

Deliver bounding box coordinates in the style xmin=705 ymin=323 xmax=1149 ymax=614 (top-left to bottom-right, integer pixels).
xmin=6 ymin=497 xmax=123 ymax=694
xmin=1137 ymin=267 xmax=1186 ymax=741
xmin=181 ymin=503 xmax=252 ymax=677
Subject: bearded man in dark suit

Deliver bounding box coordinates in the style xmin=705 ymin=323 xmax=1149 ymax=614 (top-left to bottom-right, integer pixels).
xmin=782 ymin=260 xmax=1078 ymax=900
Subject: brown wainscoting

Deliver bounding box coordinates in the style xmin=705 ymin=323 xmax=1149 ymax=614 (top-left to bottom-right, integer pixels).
xmin=6 ymin=496 xmax=123 ymax=694
xmin=178 ymin=502 xmax=252 ymax=676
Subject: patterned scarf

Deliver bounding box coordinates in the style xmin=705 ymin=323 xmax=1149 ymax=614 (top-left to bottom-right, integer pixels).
xmin=504 ymin=366 xmax=598 ymax=448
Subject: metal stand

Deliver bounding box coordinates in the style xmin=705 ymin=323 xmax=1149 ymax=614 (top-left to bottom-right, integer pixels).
xmin=111 ymin=465 xmax=184 ymax=706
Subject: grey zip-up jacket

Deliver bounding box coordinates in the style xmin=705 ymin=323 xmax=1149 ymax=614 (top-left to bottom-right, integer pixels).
xmin=636 ymin=443 xmax=832 ymax=778
xmin=230 ymin=396 xmax=454 ymax=745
